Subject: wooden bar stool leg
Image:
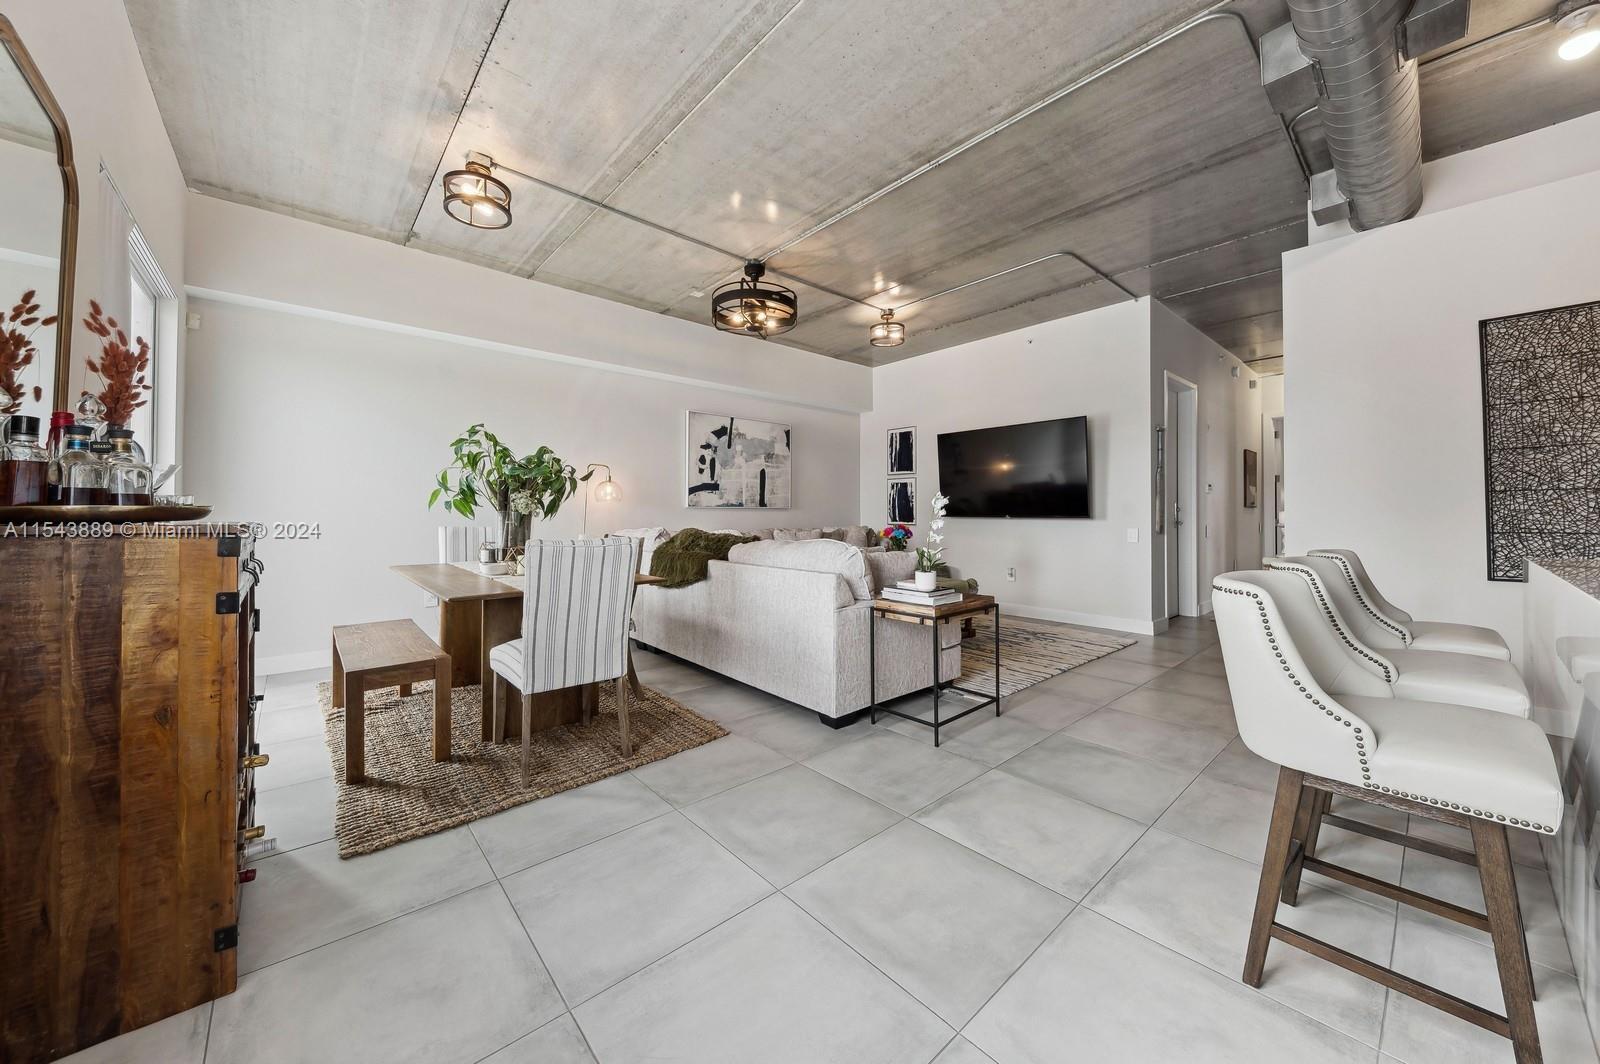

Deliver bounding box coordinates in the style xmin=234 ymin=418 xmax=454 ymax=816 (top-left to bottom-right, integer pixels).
xmin=344 ymin=673 xmax=365 ymax=784
xmin=398 ymin=682 xmax=413 ymax=697
xmin=1280 ymin=784 xmax=1320 ymax=906
xmin=616 ymin=676 xmax=632 ymax=758
xmin=432 ymin=655 xmax=451 ymax=762
xmin=1246 ymin=767 xmax=1305 ymax=987
xmin=520 ymin=692 xmax=534 ymax=786
xmin=1472 ymin=819 xmax=1543 ymax=1064
xmin=492 ymin=674 xmax=506 ymax=744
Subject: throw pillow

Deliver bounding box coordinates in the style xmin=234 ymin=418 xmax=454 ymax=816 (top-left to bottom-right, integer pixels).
xmin=838 ymin=525 xmax=874 ymax=549
xmin=773 ymin=528 xmax=823 ymax=541
xmin=864 ymin=550 xmax=917 ymax=593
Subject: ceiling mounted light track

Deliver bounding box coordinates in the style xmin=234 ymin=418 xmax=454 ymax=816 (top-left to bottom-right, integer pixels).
xmin=711 ymin=261 xmax=798 ymax=339
xmin=441 ymin=151 xmax=512 ymax=229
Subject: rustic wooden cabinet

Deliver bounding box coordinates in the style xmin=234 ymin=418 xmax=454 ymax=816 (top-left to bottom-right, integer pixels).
xmin=0 ymin=526 xmax=261 ymax=1063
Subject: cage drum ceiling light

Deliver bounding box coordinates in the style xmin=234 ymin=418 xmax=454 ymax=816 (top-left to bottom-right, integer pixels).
xmin=442 ymin=152 xmax=512 ymax=229
xmin=869 ymin=308 xmax=906 ymax=347
xmin=711 ymin=260 xmax=798 ymax=339
xmin=1557 ymin=1 xmax=1600 ymax=59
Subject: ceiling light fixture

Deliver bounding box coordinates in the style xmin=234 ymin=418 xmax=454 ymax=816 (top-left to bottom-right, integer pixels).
xmin=441 ymin=151 xmax=512 ymax=229
xmin=711 ymin=260 xmax=798 ymax=339
xmin=869 ymin=308 xmax=905 ymax=347
xmin=1557 ymin=1 xmax=1600 ymax=58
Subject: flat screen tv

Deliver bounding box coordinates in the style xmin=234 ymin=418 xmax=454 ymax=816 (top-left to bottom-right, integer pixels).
xmin=936 ymin=416 xmax=1090 ymax=518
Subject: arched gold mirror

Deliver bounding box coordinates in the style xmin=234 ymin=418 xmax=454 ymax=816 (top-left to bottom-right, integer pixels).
xmin=0 ymin=14 xmax=78 ymax=422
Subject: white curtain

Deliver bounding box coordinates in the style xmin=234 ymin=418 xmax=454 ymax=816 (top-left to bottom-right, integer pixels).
xmin=85 ymin=168 xmax=133 ymax=405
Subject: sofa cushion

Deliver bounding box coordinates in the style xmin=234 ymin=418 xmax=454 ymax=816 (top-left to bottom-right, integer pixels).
xmin=774 ymin=528 xmax=823 ymax=541
xmin=608 ymin=526 xmax=670 ymax=573
xmin=836 ymin=525 xmax=875 ymax=549
xmin=864 ymin=550 xmax=917 ymax=593
xmin=727 ymin=539 xmax=873 ymax=601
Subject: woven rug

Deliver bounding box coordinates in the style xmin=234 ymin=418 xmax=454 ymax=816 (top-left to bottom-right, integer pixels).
xmin=319 ymin=681 xmax=726 ymax=858
xmin=957 ymin=614 xmax=1136 ymax=697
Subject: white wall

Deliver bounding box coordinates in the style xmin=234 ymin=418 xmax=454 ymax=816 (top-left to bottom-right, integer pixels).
xmin=183 ymin=199 xmax=867 ymax=671
xmin=5 ymin=0 xmax=187 ymax=402
xmin=1148 ymin=300 xmax=1264 ymax=618
xmin=1284 ymin=113 xmax=1600 ymax=660
xmin=859 ymin=299 xmax=1157 ymax=632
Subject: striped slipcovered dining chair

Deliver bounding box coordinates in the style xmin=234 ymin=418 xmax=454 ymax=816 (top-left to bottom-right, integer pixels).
xmin=488 ymin=537 xmax=641 ymax=785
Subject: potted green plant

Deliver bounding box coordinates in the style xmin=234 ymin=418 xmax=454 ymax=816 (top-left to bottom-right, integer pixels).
xmin=429 ymin=423 xmax=589 ymax=554
xmin=913 ymin=491 xmax=949 ymax=590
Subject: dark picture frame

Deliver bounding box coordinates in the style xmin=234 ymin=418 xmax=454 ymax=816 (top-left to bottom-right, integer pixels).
xmin=888 ymin=426 xmax=916 ymax=475
xmin=1243 ymin=449 xmax=1258 ymax=509
xmin=887 ymin=478 xmax=915 ymax=524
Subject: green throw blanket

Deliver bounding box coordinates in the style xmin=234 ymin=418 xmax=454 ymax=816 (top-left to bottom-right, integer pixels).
xmin=648 ymin=529 xmax=758 ymax=588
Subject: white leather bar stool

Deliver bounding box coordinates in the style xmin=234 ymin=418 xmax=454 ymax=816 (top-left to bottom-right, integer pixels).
xmin=1214 ymin=570 xmax=1561 ymax=1063
xmin=1309 ymin=548 xmax=1512 ymax=661
xmin=1266 ymin=556 xmax=1529 ymax=715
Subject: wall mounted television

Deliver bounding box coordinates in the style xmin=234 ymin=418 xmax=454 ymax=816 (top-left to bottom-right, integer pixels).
xmin=936 ymin=416 xmax=1090 ymax=518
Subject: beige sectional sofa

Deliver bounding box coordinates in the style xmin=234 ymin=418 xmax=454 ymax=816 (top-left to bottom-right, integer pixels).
xmin=625 ymin=532 xmax=961 ymax=722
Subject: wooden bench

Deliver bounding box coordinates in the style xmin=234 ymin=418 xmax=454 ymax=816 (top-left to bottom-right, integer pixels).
xmin=332 ymin=619 xmax=451 ymax=784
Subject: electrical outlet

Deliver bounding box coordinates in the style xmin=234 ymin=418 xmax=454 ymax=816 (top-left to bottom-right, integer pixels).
xmin=1126 ymin=528 xmax=1139 ymax=543
xmin=1006 ymin=567 xmax=1016 ymax=582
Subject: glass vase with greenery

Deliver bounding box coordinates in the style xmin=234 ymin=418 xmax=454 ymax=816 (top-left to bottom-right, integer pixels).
xmin=429 ymin=423 xmax=589 ymax=552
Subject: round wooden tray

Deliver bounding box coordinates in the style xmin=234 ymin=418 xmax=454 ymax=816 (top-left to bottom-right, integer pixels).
xmin=0 ymin=502 xmax=213 ymax=523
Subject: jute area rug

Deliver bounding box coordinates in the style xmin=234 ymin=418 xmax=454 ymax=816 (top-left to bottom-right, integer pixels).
xmin=957 ymin=614 xmax=1136 ymax=697
xmin=319 ymin=680 xmax=725 ymax=858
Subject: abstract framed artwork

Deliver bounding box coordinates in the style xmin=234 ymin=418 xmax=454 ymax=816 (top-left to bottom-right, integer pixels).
xmin=1479 ymin=298 xmax=1600 ymax=581
xmin=686 ymin=411 xmax=792 ymax=509
xmin=888 ymin=426 xmax=916 ymax=475
xmin=1242 ymin=449 xmax=1258 ymax=509
xmin=887 ymin=478 xmax=915 ymax=524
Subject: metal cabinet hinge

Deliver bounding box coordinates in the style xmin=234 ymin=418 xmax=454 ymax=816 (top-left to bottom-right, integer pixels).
xmin=213 ymin=925 xmax=239 ymax=952
xmin=217 ymin=535 xmax=242 ymax=558
xmin=216 ymin=591 xmax=241 ymax=615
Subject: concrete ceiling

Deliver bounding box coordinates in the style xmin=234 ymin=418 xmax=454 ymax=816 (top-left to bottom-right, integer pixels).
xmin=126 ymin=0 xmax=1600 ymax=368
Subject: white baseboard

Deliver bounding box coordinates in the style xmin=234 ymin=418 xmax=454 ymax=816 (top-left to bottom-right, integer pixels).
xmin=258 ymin=649 xmax=328 ymax=676
xmin=998 ymin=602 xmax=1159 ymax=636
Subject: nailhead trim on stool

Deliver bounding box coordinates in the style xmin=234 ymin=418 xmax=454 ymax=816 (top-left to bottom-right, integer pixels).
xmin=1214 ymin=583 xmax=1553 ymax=835
xmin=1309 ymin=552 xmax=1411 ymax=644
xmin=1264 ymin=560 xmax=1394 ymax=682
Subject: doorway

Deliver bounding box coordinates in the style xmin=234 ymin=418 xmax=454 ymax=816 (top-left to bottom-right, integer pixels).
xmin=1163 ymin=373 xmax=1198 ymax=619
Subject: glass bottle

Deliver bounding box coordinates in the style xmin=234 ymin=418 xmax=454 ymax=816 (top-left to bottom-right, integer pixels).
xmin=105 ymin=428 xmax=152 ymax=505
xmin=58 ymin=426 xmax=106 ymax=505
xmin=45 ymin=410 xmax=74 ymax=502
xmin=1 ymin=414 xmax=49 ymax=505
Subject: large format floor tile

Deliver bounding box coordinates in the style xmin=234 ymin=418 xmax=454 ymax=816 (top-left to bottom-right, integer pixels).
xmin=930 ymin=1038 xmax=998 ymax=1064
xmin=1035 ymin=670 xmax=1138 ymax=706
xmin=58 ymin=1003 xmax=210 ymax=1064
xmin=480 ymin=1014 xmax=596 ymax=1064
xmin=210 ymin=884 xmax=563 ymax=1064
xmin=914 ymin=770 xmax=1144 ymax=899
xmin=1061 ymin=707 xmax=1232 ymax=773
xmin=238 ymin=826 xmax=495 ymax=973
xmin=882 ymin=709 xmax=1053 ymax=767
xmin=805 ymin=731 xmax=988 ymax=815
xmin=470 ymin=773 xmax=672 ymax=878
xmin=964 ymin=909 xmax=1375 ymax=1064
xmin=573 ymin=895 xmax=952 ymax=1064
xmin=1398 ymin=849 xmax=1575 ymax=976
xmin=256 ymin=733 xmax=334 ymax=792
xmin=502 ymin=813 xmax=771 ymax=1003
xmin=1071 ymin=655 xmax=1170 ymax=686
xmin=1141 ymin=666 xmax=1234 ymax=705
xmin=1084 ymin=829 xmax=1393 ymax=1046
xmin=990 ymin=686 xmax=1099 ymax=731
xmin=251 ymin=773 xmax=336 ymax=857
xmin=788 ymin=820 xmax=1072 ymax=1026
xmin=1154 ymin=774 xmax=1275 ymax=862
xmin=683 ymin=763 xmax=899 ymax=887
xmin=1002 ymin=732 xmax=1197 ymax=823
xmin=630 ymin=733 xmax=790 ymax=807
xmin=1382 ymin=910 xmax=1598 ymax=1064
xmin=1107 ymin=684 xmax=1237 ymax=733
xmin=730 ymin=703 xmax=873 ymax=761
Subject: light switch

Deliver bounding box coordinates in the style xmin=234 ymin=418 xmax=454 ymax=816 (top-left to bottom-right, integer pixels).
xmin=1126 ymin=528 xmax=1139 ymax=543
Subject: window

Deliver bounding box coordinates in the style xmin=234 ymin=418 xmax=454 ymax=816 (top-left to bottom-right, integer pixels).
xmin=126 ymin=258 xmax=157 ymax=449
xmin=126 ymin=225 xmax=175 ymax=468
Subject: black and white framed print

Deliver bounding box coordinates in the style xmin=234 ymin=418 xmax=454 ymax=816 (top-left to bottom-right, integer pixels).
xmin=686 ymin=411 xmax=792 ymax=509
xmin=887 ymin=478 xmax=916 ymax=523
xmin=888 ymin=426 xmax=916 ymax=475
xmin=1479 ymin=298 xmax=1600 ymax=581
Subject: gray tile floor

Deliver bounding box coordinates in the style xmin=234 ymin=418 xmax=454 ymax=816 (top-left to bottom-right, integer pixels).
xmin=66 ymin=617 xmax=1599 ymax=1064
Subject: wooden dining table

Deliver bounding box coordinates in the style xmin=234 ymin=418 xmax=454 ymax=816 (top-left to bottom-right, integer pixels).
xmin=391 ymin=562 xmax=666 ymax=741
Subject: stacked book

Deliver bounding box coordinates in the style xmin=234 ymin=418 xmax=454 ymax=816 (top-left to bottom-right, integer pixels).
xmin=881 ymin=580 xmax=963 ymax=607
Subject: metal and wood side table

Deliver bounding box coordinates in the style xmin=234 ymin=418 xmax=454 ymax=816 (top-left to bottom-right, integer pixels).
xmin=869 ymin=593 xmax=1000 ymax=746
